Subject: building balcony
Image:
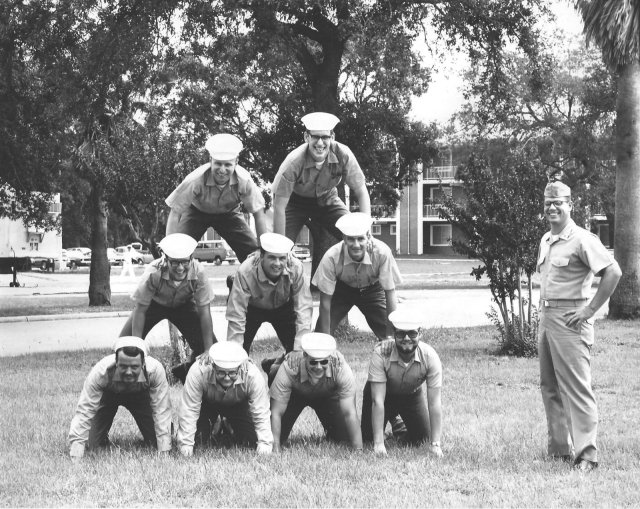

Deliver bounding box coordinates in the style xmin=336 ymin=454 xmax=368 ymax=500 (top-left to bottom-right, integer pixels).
xmin=423 ymin=165 xmax=458 ymax=181
xmin=423 ymin=204 xmax=448 ymax=219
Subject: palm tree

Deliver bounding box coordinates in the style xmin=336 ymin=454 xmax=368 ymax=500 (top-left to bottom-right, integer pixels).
xmin=575 ymin=0 xmax=640 ymax=318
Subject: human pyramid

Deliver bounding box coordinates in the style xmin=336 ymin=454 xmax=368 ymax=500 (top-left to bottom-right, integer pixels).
xmin=69 ymin=113 xmax=621 ymax=472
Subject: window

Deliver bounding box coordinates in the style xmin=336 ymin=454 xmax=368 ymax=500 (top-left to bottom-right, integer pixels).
xmin=371 ymin=224 xmax=381 ymax=235
xmin=390 ymin=224 xmax=396 ymax=235
xmin=431 ymin=224 xmax=452 ymax=246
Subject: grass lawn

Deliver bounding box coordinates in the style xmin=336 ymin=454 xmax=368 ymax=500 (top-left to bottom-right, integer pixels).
xmin=1 ymin=321 xmax=639 ymax=507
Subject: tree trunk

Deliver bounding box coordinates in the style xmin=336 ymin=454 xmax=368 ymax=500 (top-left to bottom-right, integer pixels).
xmin=609 ymin=62 xmax=640 ymax=318
xmin=88 ymin=183 xmax=112 ymax=306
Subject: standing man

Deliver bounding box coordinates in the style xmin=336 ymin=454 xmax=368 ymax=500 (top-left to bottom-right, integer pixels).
xmin=312 ymin=212 xmax=401 ymax=340
xmin=226 ymin=232 xmax=313 ymax=354
xmin=537 ymin=181 xmax=621 ymax=471
xmin=177 ymin=342 xmax=272 ymax=456
xmin=118 ymin=245 xmax=137 ymax=281
xmin=165 ymin=133 xmax=268 ymax=262
xmin=271 ymin=112 xmax=371 ymax=243
xmin=361 ymin=309 xmax=443 ymax=457
xmin=269 ymin=332 xmax=362 ymax=453
xmin=68 ymin=337 xmax=172 ymax=461
xmin=119 ymin=233 xmax=216 ymax=381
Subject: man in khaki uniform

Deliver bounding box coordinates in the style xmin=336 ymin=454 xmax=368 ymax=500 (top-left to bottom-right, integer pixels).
xmin=537 ymin=181 xmax=621 ymax=471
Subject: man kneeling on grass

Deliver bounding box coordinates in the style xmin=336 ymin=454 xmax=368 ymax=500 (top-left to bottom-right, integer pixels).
xmin=361 ymin=309 xmax=443 ymax=457
xmin=177 ymin=341 xmax=272 ymax=456
xmin=68 ymin=337 xmax=172 ymax=461
xmin=269 ymin=332 xmax=362 ymax=452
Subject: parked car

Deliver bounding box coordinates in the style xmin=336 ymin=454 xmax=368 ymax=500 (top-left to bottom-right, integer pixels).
xmin=292 ymin=245 xmax=311 ymax=261
xmin=27 ymin=250 xmax=60 ymax=272
xmin=193 ymin=240 xmax=237 ymax=265
xmin=107 ymin=248 xmax=124 ymax=266
xmin=66 ymin=247 xmax=91 ymax=269
xmin=115 ymin=245 xmax=154 ymax=265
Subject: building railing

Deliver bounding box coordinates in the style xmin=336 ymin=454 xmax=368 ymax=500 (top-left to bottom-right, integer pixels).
xmin=370 ymin=205 xmax=396 ymax=218
xmin=423 ymin=165 xmax=457 ymax=180
xmin=49 ymin=202 xmax=62 ymax=214
xmin=423 ymin=204 xmax=444 ymax=218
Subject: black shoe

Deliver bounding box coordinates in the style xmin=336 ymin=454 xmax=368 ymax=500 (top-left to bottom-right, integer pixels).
xmin=574 ymin=459 xmax=598 ymax=472
xmin=171 ymin=361 xmax=194 ymax=385
xmin=261 ymin=357 xmax=276 ymax=374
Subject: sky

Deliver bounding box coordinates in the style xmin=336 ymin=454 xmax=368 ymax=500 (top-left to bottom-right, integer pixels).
xmin=410 ymin=2 xmax=585 ymax=124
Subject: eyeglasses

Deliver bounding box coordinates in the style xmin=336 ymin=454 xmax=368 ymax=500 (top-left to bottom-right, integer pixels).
xmin=544 ymin=200 xmax=570 ymax=208
xmin=308 ymin=134 xmax=332 ymax=143
xmin=167 ymin=257 xmax=191 ymax=268
xmin=394 ymin=330 xmax=419 ymax=340
xmin=215 ymin=368 xmax=239 ymax=379
xmin=308 ymin=359 xmax=330 ymax=366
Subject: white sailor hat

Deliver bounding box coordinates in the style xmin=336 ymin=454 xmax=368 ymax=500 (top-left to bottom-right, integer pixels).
xmin=113 ymin=336 xmax=149 ymax=357
xmin=544 ymin=181 xmax=571 ymax=198
xmin=300 ymin=332 xmax=336 ymax=359
xmin=301 ymin=112 xmax=340 ymax=132
xmin=335 ymin=212 xmax=373 ymax=237
xmin=158 ymin=233 xmax=197 ymax=259
xmin=260 ymin=233 xmax=294 ymax=254
xmin=389 ymin=309 xmax=423 ymax=331
xmin=209 ymin=341 xmax=248 ymax=369
xmin=205 ymin=133 xmax=243 ymax=161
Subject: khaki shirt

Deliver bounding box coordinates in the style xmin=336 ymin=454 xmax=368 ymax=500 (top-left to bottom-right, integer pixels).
xmin=68 ymin=355 xmax=172 ymax=457
xmin=132 ymin=258 xmax=212 ymax=308
xmin=368 ymin=340 xmax=442 ymax=395
xmin=270 ymin=351 xmax=356 ymax=403
xmin=176 ymin=359 xmax=272 ymax=453
xmin=165 ymin=163 xmax=265 ymax=215
xmin=311 ymin=238 xmax=402 ymax=295
xmin=271 ymin=142 xmax=366 ymax=206
xmin=537 ymin=219 xmax=614 ymax=299
xmin=225 ymin=252 xmax=313 ymax=344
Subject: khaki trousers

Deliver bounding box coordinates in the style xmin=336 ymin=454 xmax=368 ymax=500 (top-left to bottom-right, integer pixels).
xmin=538 ymin=306 xmax=598 ymax=462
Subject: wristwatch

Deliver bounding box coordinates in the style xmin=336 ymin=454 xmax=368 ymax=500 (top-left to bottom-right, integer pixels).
xmin=430 ymin=441 xmax=441 ymax=447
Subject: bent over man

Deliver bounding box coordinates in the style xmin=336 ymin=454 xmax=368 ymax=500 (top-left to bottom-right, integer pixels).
xmin=313 ymin=212 xmax=401 ymax=340
xmin=361 ymin=309 xmax=443 ymax=457
xmin=177 ymin=342 xmax=272 ymax=456
xmin=68 ymin=337 xmax=171 ymax=460
xmin=166 ymin=133 xmax=267 ymax=262
xmin=537 ymin=181 xmax=621 ymax=471
xmin=269 ymin=333 xmax=362 ymax=452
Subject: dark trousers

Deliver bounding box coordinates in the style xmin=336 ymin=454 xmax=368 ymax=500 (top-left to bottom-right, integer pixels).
xmin=284 ymin=193 xmax=349 ymax=243
xmin=243 ymin=301 xmax=296 ymax=354
xmin=120 ymin=300 xmax=209 ymax=355
xmin=87 ymin=390 xmax=156 ymax=450
xmin=197 ymin=399 xmax=258 ymax=447
xmin=318 ymin=280 xmax=388 ymax=340
xmin=280 ymin=393 xmax=352 ymax=444
xmin=360 ymin=382 xmax=430 ymax=445
xmin=178 ymin=205 xmax=259 ymax=262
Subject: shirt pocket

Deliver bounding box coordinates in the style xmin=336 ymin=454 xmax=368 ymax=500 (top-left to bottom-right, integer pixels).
xmin=550 ymin=256 xmax=569 ymax=267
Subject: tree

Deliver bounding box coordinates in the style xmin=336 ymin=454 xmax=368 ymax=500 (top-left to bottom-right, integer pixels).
xmin=575 ymin=0 xmax=640 ymax=318
xmin=439 ymin=147 xmax=549 ymax=356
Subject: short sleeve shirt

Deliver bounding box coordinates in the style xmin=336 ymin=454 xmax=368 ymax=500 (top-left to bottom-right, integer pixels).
xmin=368 ymin=340 xmax=442 ymax=395
xmin=311 ymin=238 xmax=402 ymax=294
xmin=537 ymin=219 xmax=615 ymax=299
xmin=165 ymin=163 xmax=265 ymax=215
xmin=132 ymin=258 xmax=212 ymax=307
xmin=271 ymin=142 xmax=366 ymax=204
xmin=270 ymin=351 xmax=356 ymax=403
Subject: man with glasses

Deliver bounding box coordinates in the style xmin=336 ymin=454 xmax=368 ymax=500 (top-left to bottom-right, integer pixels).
xmin=165 ymin=133 xmax=267 ymax=262
xmin=120 ymin=233 xmax=216 ymax=382
xmin=536 ymin=181 xmax=620 ymax=471
xmin=361 ymin=309 xmax=443 ymax=457
xmin=313 ymin=212 xmax=401 ymax=340
xmin=269 ymin=332 xmax=362 ymax=452
xmin=69 ymin=337 xmax=172 ymax=461
xmin=271 ymin=112 xmax=371 ymax=245
xmin=177 ymin=341 xmax=272 ymax=456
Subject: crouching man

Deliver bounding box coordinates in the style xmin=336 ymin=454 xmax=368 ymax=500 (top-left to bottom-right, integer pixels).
xmin=177 ymin=341 xmax=272 ymax=456
xmin=361 ymin=309 xmax=443 ymax=457
xmin=68 ymin=337 xmax=172 ymax=461
xmin=270 ymin=332 xmax=362 ymax=452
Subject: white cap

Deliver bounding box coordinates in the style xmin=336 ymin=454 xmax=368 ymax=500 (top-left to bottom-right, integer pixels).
xmin=113 ymin=336 xmax=149 ymax=357
xmin=301 ymin=112 xmax=339 ymax=132
xmin=389 ymin=309 xmax=422 ymax=331
xmin=159 ymin=233 xmax=197 ymax=259
xmin=335 ymin=213 xmax=373 ymax=236
xmin=205 ymin=133 xmax=243 ymax=161
xmin=260 ymin=233 xmax=294 ymax=254
xmin=544 ymin=181 xmax=571 ymax=198
xmin=300 ymin=332 xmax=336 ymax=359
xmin=209 ymin=342 xmax=248 ymax=369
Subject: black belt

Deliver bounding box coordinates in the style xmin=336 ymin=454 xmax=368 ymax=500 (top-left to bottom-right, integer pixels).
xmin=541 ymin=298 xmax=588 ymax=308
